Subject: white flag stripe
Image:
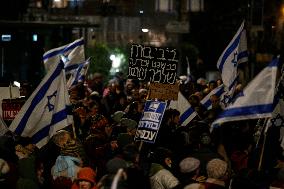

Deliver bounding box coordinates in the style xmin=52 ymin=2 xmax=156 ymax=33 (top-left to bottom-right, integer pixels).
xmin=169 ymin=92 xmax=197 ymax=126
xmin=201 ymin=84 xmax=225 ymax=110
xmin=43 ymin=38 xmax=85 ymax=72
xmin=212 ymin=57 xmax=279 ymax=129
xmin=9 ymin=61 xmax=72 ymax=148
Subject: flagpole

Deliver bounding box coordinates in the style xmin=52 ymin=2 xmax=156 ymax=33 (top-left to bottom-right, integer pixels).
xmin=257 ymin=118 xmax=269 ymax=171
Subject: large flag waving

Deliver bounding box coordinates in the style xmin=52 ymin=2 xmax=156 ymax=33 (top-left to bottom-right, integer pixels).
xmin=43 ymin=38 xmax=85 ymax=72
xmin=9 ymin=61 xmax=73 ymax=148
xmin=168 ymin=92 xmax=198 ymax=126
xmin=212 ymin=57 xmax=279 ymax=129
xmin=217 ymin=21 xmax=248 ymax=101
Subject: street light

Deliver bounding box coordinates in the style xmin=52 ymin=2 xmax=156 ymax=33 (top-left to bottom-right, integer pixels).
xmin=141 ymin=28 xmax=149 ymax=33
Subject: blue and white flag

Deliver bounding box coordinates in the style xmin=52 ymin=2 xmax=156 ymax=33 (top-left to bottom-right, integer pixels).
xmin=217 ymin=21 xmax=248 ymax=97
xmin=212 ymin=57 xmax=279 ymax=130
xmin=201 ymin=84 xmax=225 ymax=110
xmin=9 ymin=61 xmax=73 ymax=148
xmin=169 ymin=92 xmax=198 ymax=126
xmin=67 ymin=59 xmax=90 ymax=89
xmin=43 ymin=38 xmax=85 ymax=72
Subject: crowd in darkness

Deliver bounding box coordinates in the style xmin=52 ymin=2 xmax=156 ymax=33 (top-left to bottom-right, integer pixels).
xmin=0 ymin=71 xmax=284 ymax=189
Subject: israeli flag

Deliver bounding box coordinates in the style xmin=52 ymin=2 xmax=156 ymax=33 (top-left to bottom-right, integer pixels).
xmin=217 ymin=21 xmax=248 ymax=95
xmin=67 ymin=59 xmax=90 ymax=89
xmin=201 ymin=84 xmax=225 ymax=110
xmin=168 ymin=92 xmax=198 ymax=126
xmin=212 ymin=57 xmax=279 ymax=130
xmin=43 ymin=38 xmax=85 ymax=72
xmin=9 ymin=61 xmax=73 ymax=148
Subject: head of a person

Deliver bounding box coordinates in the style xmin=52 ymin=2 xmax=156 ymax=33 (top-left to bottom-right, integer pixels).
xmin=188 ymin=94 xmax=200 ymax=107
xmin=151 ymin=147 xmax=173 ymax=168
xmin=122 ymin=144 xmax=139 ymax=164
xmin=76 ymin=167 xmax=96 ymax=189
xmin=53 ymin=130 xmax=72 ymax=148
xmin=106 ymin=157 xmax=128 ymax=175
xmin=210 ymin=94 xmax=220 ymax=109
xmin=207 ymin=158 xmax=228 ymax=180
xmin=120 ymin=118 xmax=137 ymax=136
xmin=209 ymin=80 xmax=217 ymax=91
xmin=163 ymin=108 xmax=180 ymax=126
xmin=179 ymin=157 xmax=200 ymax=177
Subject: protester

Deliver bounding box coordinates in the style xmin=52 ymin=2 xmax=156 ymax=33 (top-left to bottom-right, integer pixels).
xmin=149 ymin=147 xmax=180 ymax=189
xmin=71 ymin=167 xmax=97 ymax=189
xmin=204 ymin=159 xmax=229 ymax=189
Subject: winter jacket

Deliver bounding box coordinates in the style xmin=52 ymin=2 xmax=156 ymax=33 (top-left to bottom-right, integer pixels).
xmin=149 ymin=163 xmax=179 ymax=189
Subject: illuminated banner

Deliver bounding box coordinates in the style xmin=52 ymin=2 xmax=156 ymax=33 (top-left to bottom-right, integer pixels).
xmin=135 ymin=100 xmax=166 ymax=143
xmin=128 ymin=44 xmax=178 ymax=84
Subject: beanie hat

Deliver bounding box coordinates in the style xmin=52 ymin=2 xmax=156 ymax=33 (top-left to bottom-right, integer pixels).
xmin=207 ymin=158 xmax=228 ymax=179
xmin=111 ymin=111 xmax=125 ymax=123
xmin=179 ymin=157 xmax=200 ymax=173
xmin=76 ymin=167 xmax=96 ymax=186
xmin=106 ymin=157 xmax=127 ymax=174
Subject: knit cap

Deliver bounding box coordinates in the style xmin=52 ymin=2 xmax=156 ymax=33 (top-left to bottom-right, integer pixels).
xmin=111 ymin=111 xmax=125 ymax=123
xmin=120 ymin=118 xmax=137 ymax=130
xmin=76 ymin=167 xmax=96 ymax=186
xmin=179 ymin=157 xmax=200 ymax=173
xmin=206 ymin=158 xmax=228 ymax=179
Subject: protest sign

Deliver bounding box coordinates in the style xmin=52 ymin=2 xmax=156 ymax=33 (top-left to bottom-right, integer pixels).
xmin=128 ymin=44 xmax=178 ymax=84
xmin=135 ymin=100 xmax=166 ymax=143
xmin=149 ymin=82 xmax=179 ymax=100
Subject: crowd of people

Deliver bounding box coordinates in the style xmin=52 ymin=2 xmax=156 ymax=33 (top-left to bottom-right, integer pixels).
xmin=0 ymin=72 xmax=284 ymax=189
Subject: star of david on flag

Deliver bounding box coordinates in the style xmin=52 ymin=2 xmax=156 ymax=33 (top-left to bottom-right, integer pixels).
xmin=9 ymin=61 xmax=73 ymax=148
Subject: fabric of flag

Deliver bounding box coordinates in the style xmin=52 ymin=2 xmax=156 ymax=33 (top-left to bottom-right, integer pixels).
xmin=43 ymin=38 xmax=85 ymax=72
xmin=67 ymin=59 xmax=90 ymax=89
xmin=9 ymin=61 xmax=73 ymax=148
xmin=168 ymin=92 xmax=198 ymax=126
xmin=217 ymin=21 xmax=248 ymax=96
xmin=201 ymin=84 xmax=225 ymax=110
xmin=0 ymin=115 xmax=9 ymax=136
xmin=212 ymin=57 xmax=279 ymax=130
